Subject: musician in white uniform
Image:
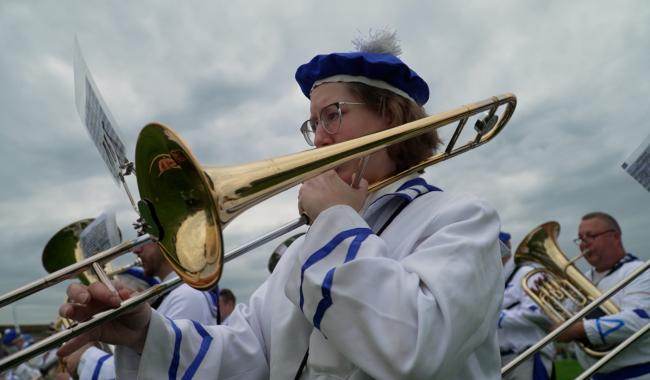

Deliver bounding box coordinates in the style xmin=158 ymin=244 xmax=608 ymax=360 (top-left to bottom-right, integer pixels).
xmin=58 ymin=30 xmax=504 ymax=379
xmin=1 ymin=329 xmax=44 ymax=380
xmin=498 ymin=232 xmax=555 ymax=380
xmin=65 ymin=246 xmax=220 ymax=380
xmin=556 ymin=212 xmax=650 ymax=380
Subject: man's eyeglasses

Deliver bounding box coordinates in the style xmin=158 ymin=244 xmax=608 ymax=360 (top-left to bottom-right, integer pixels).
xmin=573 ymin=229 xmax=615 ymax=246
xmin=300 ymin=102 xmax=365 ymax=146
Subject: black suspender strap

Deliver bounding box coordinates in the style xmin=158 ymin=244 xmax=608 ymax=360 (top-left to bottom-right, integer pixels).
xmin=294 ymin=349 xmax=310 ymax=380
xmin=504 ymin=265 xmax=521 ymax=289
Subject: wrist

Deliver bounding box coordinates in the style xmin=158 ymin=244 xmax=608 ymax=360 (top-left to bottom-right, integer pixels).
xmin=131 ymin=319 xmax=151 ymax=354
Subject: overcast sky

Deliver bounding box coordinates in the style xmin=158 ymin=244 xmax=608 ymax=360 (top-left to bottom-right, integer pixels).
xmin=0 ymin=1 xmax=648 ymax=325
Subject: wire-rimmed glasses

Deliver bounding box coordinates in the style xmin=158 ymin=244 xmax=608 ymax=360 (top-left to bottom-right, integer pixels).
xmin=572 ymin=229 xmax=615 ymax=246
xmin=300 ymin=102 xmax=365 ymax=146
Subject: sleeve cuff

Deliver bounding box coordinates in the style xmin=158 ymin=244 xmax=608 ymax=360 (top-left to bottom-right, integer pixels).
xmin=583 ymin=318 xmax=605 ymax=346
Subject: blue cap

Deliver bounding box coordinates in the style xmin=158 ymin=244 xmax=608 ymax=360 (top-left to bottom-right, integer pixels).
xmin=499 ymin=231 xmax=511 ymax=243
xmin=2 ymin=328 xmax=19 ymax=345
xmin=295 ymin=52 xmax=429 ymax=106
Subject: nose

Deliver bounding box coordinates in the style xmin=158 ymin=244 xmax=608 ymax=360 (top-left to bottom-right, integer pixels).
xmin=313 ymin=127 xmax=334 ymax=148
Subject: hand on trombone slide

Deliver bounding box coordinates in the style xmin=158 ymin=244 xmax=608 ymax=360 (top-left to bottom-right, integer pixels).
xmin=57 ymin=281 xmax=152 ymax=357
xmin=298 ymin=157 xmax=370 ymax=224
xmin=298 ymin=170 xmax=368 ymax=223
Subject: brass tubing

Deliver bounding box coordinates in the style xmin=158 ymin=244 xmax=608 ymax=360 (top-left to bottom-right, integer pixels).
xmin=502 ymin=260 xmax=650 ymax=375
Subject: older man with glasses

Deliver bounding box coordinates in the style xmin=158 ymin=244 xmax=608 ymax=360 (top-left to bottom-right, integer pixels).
xmin=556 ymin=211 xmax=650 ymax=379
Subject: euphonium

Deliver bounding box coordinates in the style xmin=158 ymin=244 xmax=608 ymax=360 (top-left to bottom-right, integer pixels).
xmin=514 ymin=221 xmax=620 ymax=357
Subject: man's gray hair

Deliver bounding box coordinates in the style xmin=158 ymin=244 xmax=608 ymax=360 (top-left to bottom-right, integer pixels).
xmin=582 ymin=211 xmax=621 ymax=235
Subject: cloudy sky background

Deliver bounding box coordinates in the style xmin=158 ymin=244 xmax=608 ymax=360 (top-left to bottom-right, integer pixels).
xmin=0 ymin=1 xmax=648 ymax=324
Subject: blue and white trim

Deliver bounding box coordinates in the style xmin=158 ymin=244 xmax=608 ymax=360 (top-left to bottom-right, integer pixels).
xmin=91 ymin=354 xmax=113 ymax=380
xmin=166 ymin=318 xmax=214 ymax=379
xmin=300 ymin=177 xmax=441 ymax=330
xmin=299 ymin=228 xmax=373 ymax=330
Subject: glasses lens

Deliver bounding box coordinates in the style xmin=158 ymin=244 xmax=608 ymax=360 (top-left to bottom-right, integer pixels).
xmin=300 ymin=120 xmax=315 ymax=146
xmin=320 ymin=103 xmax=342 ymax=134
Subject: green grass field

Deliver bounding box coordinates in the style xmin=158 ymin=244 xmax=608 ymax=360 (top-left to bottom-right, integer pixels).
xmin=555 ymin=359 xmax=583 ymax=380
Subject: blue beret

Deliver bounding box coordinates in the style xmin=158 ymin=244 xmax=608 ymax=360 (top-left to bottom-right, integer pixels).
xmin=499 ymin=232 xmax=511 ymax=243
xmin=2 ymin=328 xmax=18 ymax=345
xmin=295 ymin=52 xmax=429 ymax=106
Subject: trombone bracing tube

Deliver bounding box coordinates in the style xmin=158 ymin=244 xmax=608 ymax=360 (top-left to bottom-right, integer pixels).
xmin=502 ymin=260 xmax=650 ymax=376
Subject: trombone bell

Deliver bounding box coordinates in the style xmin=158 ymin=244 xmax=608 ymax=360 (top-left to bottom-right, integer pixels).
xmin=42 ymin=218 xmax=96 ymax=285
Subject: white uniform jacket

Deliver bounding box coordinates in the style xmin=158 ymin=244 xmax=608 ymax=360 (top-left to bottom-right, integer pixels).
xmin=78 ymin=346 xmax=116 ymax=380
xmin=577 ymin=254 xmax=650 ymax=379
xmin=116 ymin=175 xmax=504 ymax=379
xmin=498 ymin=259 xmax=554 ymax=359
xmin=80 ymin=273 xmax=219 ymax=380
xmin=156 ymin=272 xmax=220 ymax=323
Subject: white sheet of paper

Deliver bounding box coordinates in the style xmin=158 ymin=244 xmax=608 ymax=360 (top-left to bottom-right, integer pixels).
xmin=80 ymin=211 xmax=121 ymax=259
xmin=73 ymin=37 xmax=129 ymax=185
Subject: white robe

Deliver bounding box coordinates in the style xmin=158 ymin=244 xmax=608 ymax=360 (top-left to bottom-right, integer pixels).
xmin=116 ymin=175 xmax=504 ymax=379
xmin=577 ymin=255 xmax=650 ymax=378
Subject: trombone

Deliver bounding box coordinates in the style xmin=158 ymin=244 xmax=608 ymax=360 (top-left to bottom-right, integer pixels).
xmin=0 ymin=93 xmax=516 ymax=370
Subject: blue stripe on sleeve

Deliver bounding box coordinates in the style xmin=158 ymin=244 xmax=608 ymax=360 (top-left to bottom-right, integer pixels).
xmin=92 ymin=354 xmax=112 ymax=380
xmin=312 ymin=231 xmax=372 ymax=330
xmin=299 ymin=228 xmax=373 ymax=311
xmin=313 ymin=268 xmax=335 ymax=330
xmin=167 ymin=318 xmax=183 ymax=380
xmin=596 ymin=318 xmax=625 ymax=345
xmin=181 ymin=321 xmax=214 ymax=380
xmin=634 ymin=309 xmax=650 ymax=319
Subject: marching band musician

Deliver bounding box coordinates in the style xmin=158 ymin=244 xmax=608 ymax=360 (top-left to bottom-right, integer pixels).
xmin=497 ymin=232 xmax=555 ymax=380
xmin=553 ymin=212 xmax=650 ymax=379
xmin=1 ymin=329 xmax=45 ymax=380
xmin=58 ymin=243 xmax=220 ymax=380
xmin=56 ymin=265 xmax=161 ymax=380
xmin=57 ymin=30 xmax=505 ymax=379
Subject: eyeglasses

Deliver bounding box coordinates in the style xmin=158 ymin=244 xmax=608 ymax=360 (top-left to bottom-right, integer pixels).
xmin=300 ymin=102 xmax=366 ymax=146
xmin=572 ymin=229 xmax=615 ymax=246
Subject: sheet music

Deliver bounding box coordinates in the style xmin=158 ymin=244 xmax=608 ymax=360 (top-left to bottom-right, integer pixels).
xmin=622 ymin=131 xmax=650 ymax=192
xmin=79 ymin=211 xmax=121 ymax=259
xmin=73 ymin=37 xmax=129 ymax=185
